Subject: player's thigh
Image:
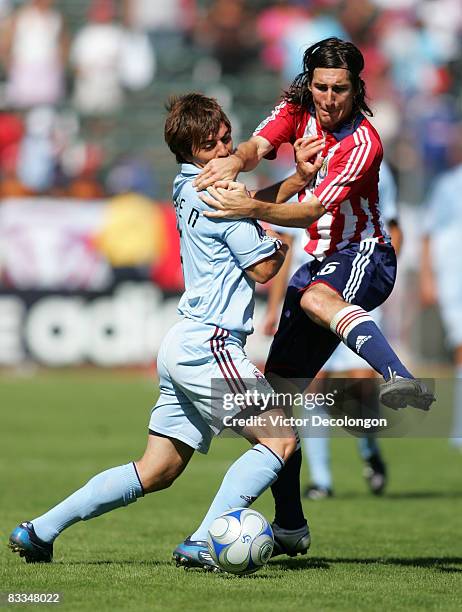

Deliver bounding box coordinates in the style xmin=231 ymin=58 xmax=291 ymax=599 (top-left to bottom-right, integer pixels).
xmin=306 ymin=241 xmax=396 ymax=312
xmin=151 ymin=322 xmax=215 ymax=455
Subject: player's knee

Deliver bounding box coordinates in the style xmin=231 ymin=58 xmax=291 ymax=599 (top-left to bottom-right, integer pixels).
xmin=135 ymin=459 xmax=183 ymax=494
xmin=263 ymin=435 xmax=297 ymax=463
xmin=300 ymin=289 xmax=324 ymax=322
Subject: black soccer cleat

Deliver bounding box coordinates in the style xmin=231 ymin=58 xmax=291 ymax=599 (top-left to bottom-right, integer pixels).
xmin=379 ymin=376 xmax=435 ymax=411
xmin=9 ymin=522 xmax=53 ymax=563
xmin=363 ymin=454 xmax=387 ymax=496
xmin=271 ymin=522 xmax=311 ymax=558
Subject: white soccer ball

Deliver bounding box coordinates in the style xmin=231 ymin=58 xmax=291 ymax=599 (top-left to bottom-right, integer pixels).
xmin=207 ymin=508 xmax=274 ymax=575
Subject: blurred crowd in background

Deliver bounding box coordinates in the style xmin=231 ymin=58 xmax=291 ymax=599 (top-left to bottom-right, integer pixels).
xmin=0 ymin=0 xmax=461 ymax=367
xmin=0 ymin=0 xmax=461 ymax=201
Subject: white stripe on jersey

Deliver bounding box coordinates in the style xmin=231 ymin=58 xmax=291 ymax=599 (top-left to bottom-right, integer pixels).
xmin=253 ymin=101 xmax=287 ymax=136
xmin=317 ymin=126 xmax=372 ymax=207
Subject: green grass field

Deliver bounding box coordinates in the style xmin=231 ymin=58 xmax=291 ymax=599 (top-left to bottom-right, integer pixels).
xmin=1 ymin=372 xmax=461 ymax=611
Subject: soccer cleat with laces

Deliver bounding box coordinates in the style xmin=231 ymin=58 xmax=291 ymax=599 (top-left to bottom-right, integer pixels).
xmin=379 ymin=376 xmax=435 ymax=411
xmin=172 ymin=537 xmax=220 ymax=571
xmin=9 ymin=522 xmax=53 ymax=563
xmin=271 ymin=521 xmax=311 ymax=558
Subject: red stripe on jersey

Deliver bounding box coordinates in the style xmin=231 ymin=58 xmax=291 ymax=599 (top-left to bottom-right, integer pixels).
xmin=210 ymin=327 xmax=242 ymax=395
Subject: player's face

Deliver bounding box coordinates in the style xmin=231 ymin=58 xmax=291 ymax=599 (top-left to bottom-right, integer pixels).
xmin=309 ymin=68 xmax=355 ymax=131
xmin=191 ymin=122 xmax=233 ymax=167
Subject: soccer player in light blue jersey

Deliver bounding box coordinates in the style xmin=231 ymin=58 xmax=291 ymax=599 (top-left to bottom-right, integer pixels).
xmin=421 ymin=159 xmax=462 ymax=451
xmin=9 ymin=94 xmax=306 ymax=568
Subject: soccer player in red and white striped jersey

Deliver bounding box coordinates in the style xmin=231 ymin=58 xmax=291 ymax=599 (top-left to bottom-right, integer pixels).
xmin=252 ymin=98 xmax=386 ymax=261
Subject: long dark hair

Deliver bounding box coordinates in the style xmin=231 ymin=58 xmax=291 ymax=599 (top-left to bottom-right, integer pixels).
xmin=284 ymin=37 xmax=373 ymax=117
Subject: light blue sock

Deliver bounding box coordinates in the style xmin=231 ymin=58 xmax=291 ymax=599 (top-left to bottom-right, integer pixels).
xmin=190 ymin=444 xmax=284 ymax=542
xmin=32 ymin=462 xmax=144 ymax=543
xmin=304 ymin=405 xmax=332 ymax=489
xmin=303 ymin=436 xmax=332 ymax=489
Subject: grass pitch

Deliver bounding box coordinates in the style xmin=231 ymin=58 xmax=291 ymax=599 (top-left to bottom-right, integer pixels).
xmin=1 ymin=372 xmax=461 ymax=611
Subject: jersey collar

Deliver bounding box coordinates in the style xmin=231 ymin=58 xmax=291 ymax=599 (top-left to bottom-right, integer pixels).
xmin=310 ymin=106 xmax=364 ymax=141
xmin=180 ymin=163 xmax=201 ymax=177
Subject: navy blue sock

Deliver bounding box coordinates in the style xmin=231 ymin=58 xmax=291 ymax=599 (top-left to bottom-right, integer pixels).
xmin=271 ymin=446 xmax=306 ymax=529
xmin=331 ymin=305 xmax=413 ymax=381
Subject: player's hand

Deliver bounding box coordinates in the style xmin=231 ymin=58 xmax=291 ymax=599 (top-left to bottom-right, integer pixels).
xmin=201 ymin=181 xmax=255 ymax=220
xmin=294 ymin=136 xmax=325 ymax=183
xmin=193 ymin=155 xmax=244 ymax=191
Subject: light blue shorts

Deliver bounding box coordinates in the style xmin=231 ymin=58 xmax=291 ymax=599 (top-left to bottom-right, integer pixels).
xmin=149 ymin=318 xmax=273 ymax=454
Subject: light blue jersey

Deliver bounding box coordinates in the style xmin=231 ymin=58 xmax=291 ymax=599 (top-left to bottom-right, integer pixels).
xmin=174 ymin=163 xmax=281 ymax=335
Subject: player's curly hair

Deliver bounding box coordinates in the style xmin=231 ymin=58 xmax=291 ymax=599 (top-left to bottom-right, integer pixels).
xmin=284 ymin=37 xmax=373 ymax=117
xmin=165 ymin=93 xmax=231 ymax=163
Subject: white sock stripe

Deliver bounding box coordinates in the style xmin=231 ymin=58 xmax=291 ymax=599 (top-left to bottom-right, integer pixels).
xmin=337 ymin=311 xmax=365 ymax=336
xmin=337 ymin=311 xmax=369 ymax=338
xmin=339 ymin=313 xmax=372 ymax=339
xmin=330 ymin=305 xmax=358 ymax=334
xmin=331 ymin=306 xmax=373 ymax=340
xmin=343 ymin=240 xmax=375 ymax=302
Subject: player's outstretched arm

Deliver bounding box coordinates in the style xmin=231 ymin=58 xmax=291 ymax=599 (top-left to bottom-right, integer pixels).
xmin=201 ymin=181 xmax=326 ymax=228
xmin=250 ymin=136 xmax=325 ymax=204
xmin=245 ymin=242 xmax=288 ymax=284
xmin=193 ymin=136 xmax=272 ymax=191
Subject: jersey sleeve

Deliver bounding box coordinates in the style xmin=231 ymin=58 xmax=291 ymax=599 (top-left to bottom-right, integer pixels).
xmin=223 ymin=219 xmax=282 ymax=270
xmin=313 ymin=128 xmax=382 ymax=211
xmin=253 ymin=101 xmax=298 ymax=160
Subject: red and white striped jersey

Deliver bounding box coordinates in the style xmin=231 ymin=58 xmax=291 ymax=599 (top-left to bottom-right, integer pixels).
xmin=253 ymin=101 xmax=388 ymax=261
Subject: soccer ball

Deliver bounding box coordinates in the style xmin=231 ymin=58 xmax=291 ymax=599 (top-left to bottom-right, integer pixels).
xmin=207 ymin=508 xmax=274 ymax=575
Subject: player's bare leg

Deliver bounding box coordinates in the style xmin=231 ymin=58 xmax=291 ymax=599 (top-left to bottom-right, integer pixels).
xmin=135 ymin=434 xmax=194 ymax=493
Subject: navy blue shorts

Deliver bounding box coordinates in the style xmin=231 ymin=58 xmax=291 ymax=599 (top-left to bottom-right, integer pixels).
xmin=265 ymin=240 xmax=397 ymax=385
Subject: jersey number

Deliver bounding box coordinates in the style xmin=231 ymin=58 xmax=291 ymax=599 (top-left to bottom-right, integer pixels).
xmin=318 ymin=262 xmax=340 ymax=276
